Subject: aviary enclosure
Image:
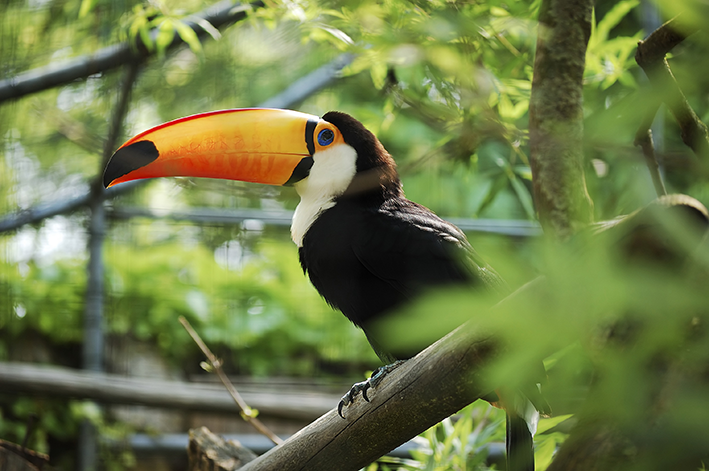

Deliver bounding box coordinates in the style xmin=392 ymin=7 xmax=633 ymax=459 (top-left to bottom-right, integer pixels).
xmin=2 ymin=0 xmax=709 ymax=470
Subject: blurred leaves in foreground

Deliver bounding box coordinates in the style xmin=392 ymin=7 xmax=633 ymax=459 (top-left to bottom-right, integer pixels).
xmin=3 ymin=0 xmax=709 ymax=468
xmin=375 ymin=196 xmax=709 ymax=469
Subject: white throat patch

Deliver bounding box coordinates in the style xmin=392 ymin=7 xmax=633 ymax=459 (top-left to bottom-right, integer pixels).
xmin=291 ymin=144 xmax=358 ymax=247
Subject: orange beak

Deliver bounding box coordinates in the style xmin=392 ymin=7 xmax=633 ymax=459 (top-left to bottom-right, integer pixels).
xmin=103 ymin=108 xmax=343 ymax=188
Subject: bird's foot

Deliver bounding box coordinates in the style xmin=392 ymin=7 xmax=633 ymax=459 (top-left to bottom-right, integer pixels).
xmin=337 ymin=360 xmax=406 ymax=418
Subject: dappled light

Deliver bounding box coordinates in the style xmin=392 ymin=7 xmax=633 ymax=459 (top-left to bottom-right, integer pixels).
xmin=2 ymin=0 xmax=709 ymax=470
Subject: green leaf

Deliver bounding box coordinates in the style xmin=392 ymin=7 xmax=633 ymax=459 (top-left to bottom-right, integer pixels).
xmin=154 ymin=18 xmax=176 ymax=57
xmin=313 ymin=23 xmax=354 ymax=46
xmin=596 ymin=0 xmax=640 ymax=42
xmin=370 ymin=61 xmax=388 ymax=90
xmin=534 ymin=433 xmax=559 ymax=471
xmin=476 ymin=172 xmax=508 ymax=216
xmin=536 ymin=414 xmax=574 ymax=435
xmin=509 ymin=172 xmax=536 ymax=219
xmin=139 ymin=22 xmax=154 ymax=51
xmin=195 ymin=18 xmax=221 ymax=41
xmin=174 ymin=20 xmax=203 ymax=54
xmin=78 ymin=0 xmax=95 ymax=19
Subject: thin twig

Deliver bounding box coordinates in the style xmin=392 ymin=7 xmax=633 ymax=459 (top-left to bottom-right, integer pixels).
xmin=178 ymin=316 xmax=284 ymax=445
xmin=634 ymin=128 xmax=667 ymax=196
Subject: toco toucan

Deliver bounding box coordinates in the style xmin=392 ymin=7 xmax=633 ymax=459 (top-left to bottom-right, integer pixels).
xmin=103 ymin=108 xmax=547 ymax=471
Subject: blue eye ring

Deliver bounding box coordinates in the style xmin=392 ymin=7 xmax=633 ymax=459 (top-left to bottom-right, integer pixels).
xmin=317 ymin=128 xmax=335 ymax=147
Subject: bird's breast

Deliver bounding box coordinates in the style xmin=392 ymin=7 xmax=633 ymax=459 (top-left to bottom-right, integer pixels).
xmin=298 ymin=203 xmax=405 ymax=327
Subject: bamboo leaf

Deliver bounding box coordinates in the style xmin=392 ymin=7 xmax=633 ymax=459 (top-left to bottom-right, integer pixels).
xmin=509 ymin=171 xmax=536 ymax=219
xmin=536 ymin=414 xmax=574 ymax=435
xmin=154 ymin=18 xmax=176 ymax=57
xmin=78 ymin=0 xmax=95 ymax=18
xmin=476 ymin=172 xmax=508 ymax=216
xmin=195 ymin=18 xmax=221 ymax=41
xmin=596 ymin=0 xmax=640 ymax=42
xmin=174 ymin=20 xmax=203 ymax=54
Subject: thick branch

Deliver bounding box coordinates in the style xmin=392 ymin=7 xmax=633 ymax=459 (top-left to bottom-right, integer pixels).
xmin=545 ymin=421 xmax=627 ymax=471
xmin=635 ymin=14 xmax=699 ymax=68
xmin=188 ymin=427 xmax=257 ymax=471
xmin=529 ymin=0 xmax=594 ymax=239
xmin=233 ymin=281 xmax=551 ymax=471
xmin=635 ymin=15 xmax=709 ymax=162
xmin=0 ymin=1 xmax=264 ymax=104
xmin=236 ymin=276 xmax=544 ymax=470
xmin=0 ymin=440 xmax=49 ymax=471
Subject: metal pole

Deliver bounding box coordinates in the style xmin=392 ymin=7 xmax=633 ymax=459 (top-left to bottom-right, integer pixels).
xmin=79 ymin=61 xmax=140 ymax=471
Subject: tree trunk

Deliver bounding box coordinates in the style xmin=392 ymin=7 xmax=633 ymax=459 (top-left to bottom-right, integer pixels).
xmin=529 ymin=0 xmax=594 ymax=239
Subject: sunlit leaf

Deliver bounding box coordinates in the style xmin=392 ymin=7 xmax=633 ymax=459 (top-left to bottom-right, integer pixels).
xmin=174 ymin=20 xmax=203 ymax=54
xmin=154 ymin=18 xmax=176 ymax=57
xmin=370 ymin=61 xmax=388 ymax=89
xmin=195 ymin=18 xmax=221 ymax=41
xmin=536 ymin=414 xmax=574 ymax=435
xmin=78 ymin=0 xmax=95 ymax=19
xmin=534 ymin=432 xmax=563 ymax=471
xmin=596 ymin=0 xmax=640 ymax=43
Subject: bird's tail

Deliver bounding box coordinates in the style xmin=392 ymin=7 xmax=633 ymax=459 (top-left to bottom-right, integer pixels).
xmin=506 ymin=411 xmax=535 ymax=471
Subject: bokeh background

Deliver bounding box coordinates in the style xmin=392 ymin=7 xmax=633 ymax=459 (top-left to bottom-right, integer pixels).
xmin=2 ymin=0 xmax=709 ymax=469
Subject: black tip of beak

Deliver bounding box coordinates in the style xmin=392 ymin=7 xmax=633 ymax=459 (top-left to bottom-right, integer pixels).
xmin=103 ymin=140 xmax=160 ymax=188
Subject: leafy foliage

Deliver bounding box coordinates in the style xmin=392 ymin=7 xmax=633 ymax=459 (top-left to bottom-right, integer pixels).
xmin=2 ymin=0 xmax=709 ymax=469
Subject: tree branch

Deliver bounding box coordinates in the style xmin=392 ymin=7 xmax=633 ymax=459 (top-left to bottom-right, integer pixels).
xmin=635 ymin=14 xmax=699 ymax=67
xmin=634 ymin=128 xmax=667 ymax=197
xmin=236 ymin=280 xmax=544 ymax=471
xmin=188 ymin=427 xmax=257 ymax=471
xmin=635 ymin=15 xmax=709 ymax=162
xmin=529 ymin=0 xmax=594 ymax=239
xmin=179 ymin=317 xmax=283 ymax=446
xmin=633 ymin=14 xmax=702 ymax=195
xmin=237 ymin=330 xmax=497 ymax=470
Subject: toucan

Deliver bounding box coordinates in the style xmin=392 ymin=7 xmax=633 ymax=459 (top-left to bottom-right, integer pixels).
xmin=103 ymin=108 xmax=547 ymax=471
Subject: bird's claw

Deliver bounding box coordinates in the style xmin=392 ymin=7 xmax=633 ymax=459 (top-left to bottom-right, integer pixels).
xmin=338 ymin=380 xmax=371 ymax=418
xmin=337 ymin=360 xmax=406 ymax=419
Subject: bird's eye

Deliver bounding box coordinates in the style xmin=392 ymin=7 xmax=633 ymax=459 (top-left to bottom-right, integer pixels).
xmin=317 ymin=129 xmax=335 ymax=146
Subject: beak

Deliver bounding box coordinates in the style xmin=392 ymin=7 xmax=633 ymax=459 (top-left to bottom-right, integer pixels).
xmin=103 ymin=108 xmax=342 ymax=188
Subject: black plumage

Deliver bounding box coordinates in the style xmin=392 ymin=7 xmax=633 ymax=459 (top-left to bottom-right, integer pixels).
xmin=298 ymin=112 xmax=540 ymax=471
xmin=298 ymin=111 xmax=506 ymax=360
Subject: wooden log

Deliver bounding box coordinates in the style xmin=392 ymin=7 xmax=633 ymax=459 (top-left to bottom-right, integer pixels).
xmin=187 ymin=427 xmax=256 ymax=471
xmin=0 ymin=363 xmax=337 ymax=421
xmin=0 ymin=440 xmax=49 ymax=471
xmin=236 ymin=317 xmax=503 ymax=471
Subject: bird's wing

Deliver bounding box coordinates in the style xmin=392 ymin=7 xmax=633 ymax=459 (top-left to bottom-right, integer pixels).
xmin=352 ymin=198 xmax=506 ymax=298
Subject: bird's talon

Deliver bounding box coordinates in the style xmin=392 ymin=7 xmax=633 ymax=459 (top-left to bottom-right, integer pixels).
xmin=336 ymin=361 xmax=406 ymax=419
xmin=337 ymin=401 xmax=346 ymax=419
xmin=362 ymin=384 xmax=371 ymax=402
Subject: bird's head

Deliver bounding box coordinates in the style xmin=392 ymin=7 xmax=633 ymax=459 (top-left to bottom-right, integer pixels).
xmin=103 ymin=108 xmax=401 ymax=201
